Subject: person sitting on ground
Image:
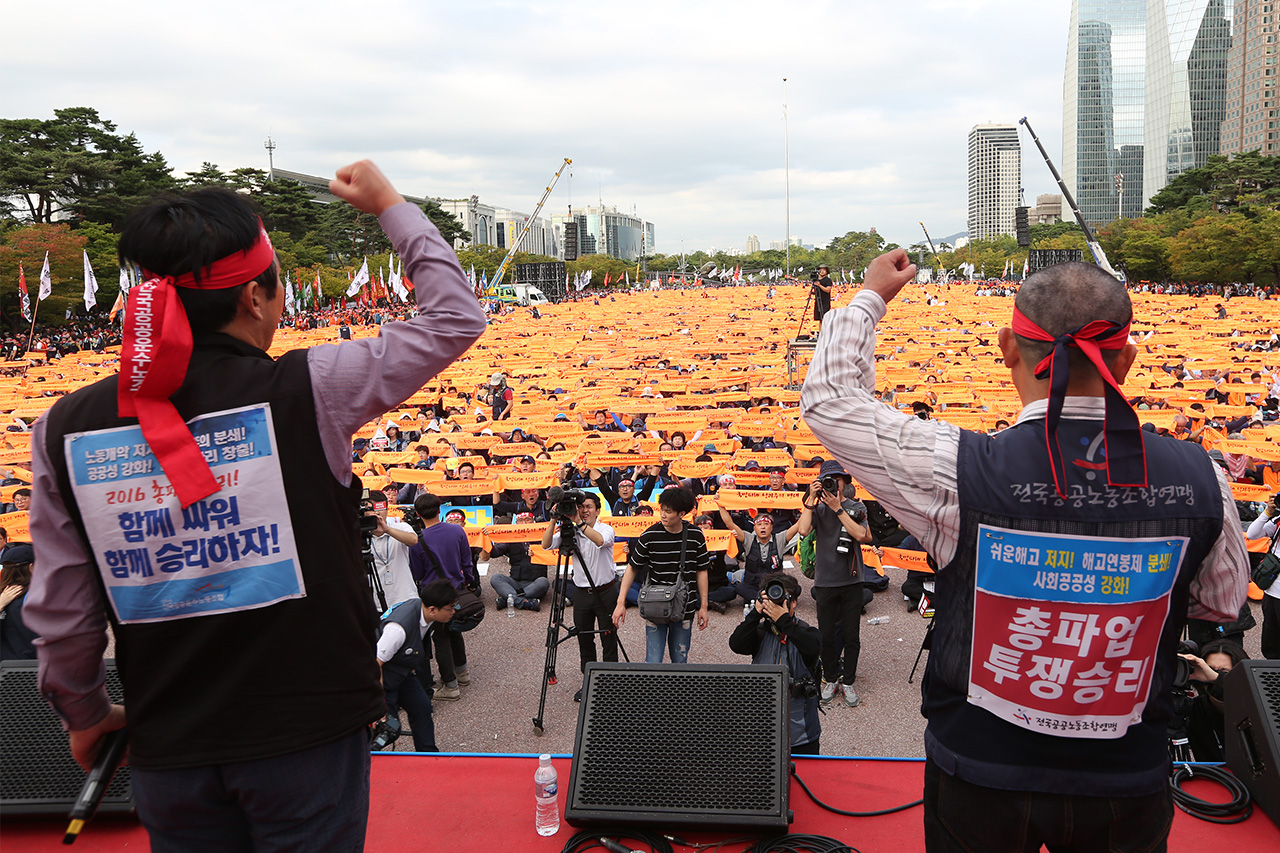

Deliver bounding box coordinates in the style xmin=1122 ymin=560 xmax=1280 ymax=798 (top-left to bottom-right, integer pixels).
xmin=374 ymin=580 xmax=459 ymax=753
xmin=0 ymin=542 xmax=38 ymax=661
xmin=694 ymin=514 xmax=735 ymax=613
xmin=716 ymin=505 xmax=801 ymax=606
xmin=729 ymin=572 xmax=821 ymax=754
xmin=1180 ymin=639 xmax=1249 ymax=762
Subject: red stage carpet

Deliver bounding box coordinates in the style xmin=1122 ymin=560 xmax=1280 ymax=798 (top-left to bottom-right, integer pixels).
xmin=2 ymin=754 xmax=1277 ymax=851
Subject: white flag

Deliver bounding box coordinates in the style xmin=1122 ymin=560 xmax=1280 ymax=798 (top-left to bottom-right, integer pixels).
xmin=284 ymin=272 xmax=296 ymax=316
xmin=82 ymin=251 xmax=99 ymax=310
xmin=118 ymin=265 xmax=130 ymax=298
xmin=346 ymin=257 xmax=370 ymax=297
xmin=38 ymin=251 xmax=52 ymax=300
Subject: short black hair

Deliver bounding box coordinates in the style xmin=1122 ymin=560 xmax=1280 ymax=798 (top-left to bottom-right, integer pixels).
xmin=414 ymin=493 xmax=442 ymax=520
xmin=118 ymin=187 xmax=279 ymax=336
xmin=419 ymin=579 xmax=459 ymax=609
xmin=581 ymin=493 xmax=601 ymax=512
xmin=657 ymin=485 xmax=696 ymax=515
xmin=1013 ymin=262 xmax=1130 ymax=375
xmin=12 ymin=488 xmax=30 ymax=498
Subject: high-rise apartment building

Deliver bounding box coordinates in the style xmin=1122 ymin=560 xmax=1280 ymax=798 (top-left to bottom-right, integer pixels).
xmin=745 ymin=234 xmax=760 ymax=253
xmin=1146 ymin=1 xmax=1235 ymax=200
xmin=1064 ymin=1 xmax=1148 ymax=227
xmin=1220 ymin=0 xmax=1278 ymax=155
xmin=967 ymin=124 xmax=1021 ymax=240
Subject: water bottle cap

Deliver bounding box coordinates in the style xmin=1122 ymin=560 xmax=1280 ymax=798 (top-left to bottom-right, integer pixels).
xmin=539 ymin=753 xmax=552 ymax=763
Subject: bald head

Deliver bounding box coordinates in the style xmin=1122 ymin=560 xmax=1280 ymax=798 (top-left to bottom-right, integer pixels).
xmin=1013 ymin=262 xmax=1131 ymax=374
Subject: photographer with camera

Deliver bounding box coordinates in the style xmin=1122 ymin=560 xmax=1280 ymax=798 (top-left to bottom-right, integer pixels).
xmin=366 ymin=494 xmax=421 ymax=612
xmin=1179 ymin=639 xmax=1250 ymax=761
xmin=812 ymin=265 xmax=833 ymax=332
xmin=729 ymin=572 xmax=822 ymax=754
xmin=716 ymin=503 xmax=801 ymax=606
xmin=542 ymin=490 xmax=617 ymax=701
xmin=373 ymin=580 xmax=460 ymax=753
xmin=797 ymin=460 xmax=871 ymax=708
xmin=1245 ymin=492 xmax=1280 ymax=659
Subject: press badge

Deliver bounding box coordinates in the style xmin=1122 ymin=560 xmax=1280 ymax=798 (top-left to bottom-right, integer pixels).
xmin=967 ymin=524 xmax=1187 ymax=739
xmin=65 ymin=403 xmax=305 ymax=624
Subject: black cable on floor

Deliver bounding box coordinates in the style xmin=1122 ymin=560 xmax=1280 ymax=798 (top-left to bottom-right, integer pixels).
xmin=745 ymin=835 xmax=861 ymax=853
xmin=790 ymin=763 xmax=924 ymax=817
xmin=559 ymin=828 xmax=674 ymax=853
xmin=1169 ymin=763 xmax=1252 ymax=824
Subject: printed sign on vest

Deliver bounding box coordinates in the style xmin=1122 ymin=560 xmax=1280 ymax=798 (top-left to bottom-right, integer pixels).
xmin=64 ymin=403 xmax=304 ymax=624
xmin=968 ymin=524 xmax=1187 ymax=740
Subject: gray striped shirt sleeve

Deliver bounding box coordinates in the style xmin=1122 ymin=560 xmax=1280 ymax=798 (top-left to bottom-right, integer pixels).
xmin=800 ymin=290 xmax=963 ymax=567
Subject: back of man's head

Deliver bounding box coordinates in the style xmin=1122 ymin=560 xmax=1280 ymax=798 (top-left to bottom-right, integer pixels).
xmin=1013 ymin=262 xmax=1130 ymax=375
xmin=118 ymin=187 xmax=278 ymax=335
xmin=419 ymin=579 xmax=458 ymax=611
xmin=414 ymin=492 xmax=442 ymax=521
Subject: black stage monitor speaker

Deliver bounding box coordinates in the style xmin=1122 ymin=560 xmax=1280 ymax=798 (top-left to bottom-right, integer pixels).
xmin=566 ymin=662 xmax=791 ymax=831
xmin=1015 ymin=206 xmax=1030 ymax=247
xmin=1 ymin=659 xmax=134 ymax=816
xmin=1223 ymin=659 xmax=1280 ymax=825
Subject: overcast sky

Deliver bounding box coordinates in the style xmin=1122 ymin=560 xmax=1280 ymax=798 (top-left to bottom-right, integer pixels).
xmin=6 ymin=0 xmax=1071 ymax=254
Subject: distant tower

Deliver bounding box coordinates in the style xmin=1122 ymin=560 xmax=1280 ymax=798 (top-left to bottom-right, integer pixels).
xmin=967 ymin=124 xmax=1021 ymax=240
xmin=1220 ymin=0 xmax=1274 ymax=157
xmin=745 ymin=234 xmax=760 ymax=253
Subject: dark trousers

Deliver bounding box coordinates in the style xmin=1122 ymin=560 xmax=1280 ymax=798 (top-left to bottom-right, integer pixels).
xmin=430 ymin=627 xmax=467 ymax=685
xmin=384 ymin=674 xmax=437 ymax=752
xmin=1263 ymin=594 xmax=1280 ymax=660
xmin=814 ymin=583 xmax=862 ymax=684
xmin=792 ymin=738 xmax=820 ymax=756
xmin=131 ymin=727 xmax=371 ymax=852
xmin=922 ymin=759 xmax=1172 ymax=852
xmin=574 ymin=579 xmax=620 ymax=672
xmin=708 ymin=584 xmax=737 ymax=603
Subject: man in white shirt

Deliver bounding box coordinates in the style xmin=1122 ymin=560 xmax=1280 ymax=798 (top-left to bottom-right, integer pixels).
xmin=374 ymin=581 xmax=457 ymax=752
xmin=542 ymin=494 xmax=617 ymax=701
xmin=367 ymin=495 xmax=420 ymax=611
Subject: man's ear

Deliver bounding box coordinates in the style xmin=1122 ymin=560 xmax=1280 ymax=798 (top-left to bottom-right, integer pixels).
xmin=1109 ymin=343 xmax=1138 ymax=384
xmin=997 ymin=327 xmax=1021 ymax=370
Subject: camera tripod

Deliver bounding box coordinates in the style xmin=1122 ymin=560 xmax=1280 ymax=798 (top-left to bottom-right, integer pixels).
xmin=532 ymin=514 xmax=629 ymax=735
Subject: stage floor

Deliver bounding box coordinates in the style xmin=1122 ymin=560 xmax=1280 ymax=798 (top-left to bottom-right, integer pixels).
xmin=3 ymin=754 xmax=1277 ymax=851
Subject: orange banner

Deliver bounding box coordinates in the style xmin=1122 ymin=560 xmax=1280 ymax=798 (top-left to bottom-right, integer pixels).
xmin=0 ymin=511 xmax=30 ymax=542
xmin=385 ymin=468 xmax=447 ymax=484
xmin=879 ymin=547 xmax=932 ymax=573
xmin=487 ymin=442 xmax=542 ymax=458
xmin=484 ymin=522 xmax=550 ymax=543
xmin=713 ymin=488 xmax=805 ymax=510
xmin=1230 ymin=482 xmax=1273 ymax=502
xmin=497 ymin=472 xmax=556 ymax=490
xmin=668 ymin=460 xmax=728 ymax=479
xmin=420 ymin=477 xmax=499 ymax=496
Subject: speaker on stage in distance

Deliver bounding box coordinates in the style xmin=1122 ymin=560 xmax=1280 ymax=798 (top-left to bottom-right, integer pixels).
xmin=1223 ymin=659 xmax=1280 ymax=824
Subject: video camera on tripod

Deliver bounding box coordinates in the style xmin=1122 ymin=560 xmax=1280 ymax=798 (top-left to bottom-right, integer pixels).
xmin=547 ymin=485 xmax=589 ymax=519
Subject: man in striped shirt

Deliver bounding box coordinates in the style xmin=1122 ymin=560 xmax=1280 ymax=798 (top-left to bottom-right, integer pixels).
xmin=612 ymin=486 xmax=710 ymax=663
xmin=801 ymin=251 xmax=1248 ymax=853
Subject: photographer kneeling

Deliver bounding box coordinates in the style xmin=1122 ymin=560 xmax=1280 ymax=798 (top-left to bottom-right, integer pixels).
xmin=1179 ymin=640 xmax=1250 ymax=762
xmin=729 ymin=572 xmax=822 ymax=754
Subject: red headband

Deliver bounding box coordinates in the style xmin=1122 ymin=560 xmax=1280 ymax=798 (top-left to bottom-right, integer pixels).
xmin=1010 ymin=306 xmax=1146 ymax=498
xmin=118 ymin=221 xmax=275 ymax=508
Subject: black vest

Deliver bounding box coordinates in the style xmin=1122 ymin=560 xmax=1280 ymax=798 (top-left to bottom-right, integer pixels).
xmin=42 ymin=333 xmax=384 ymax=770
xmin=378 ymin=599 xmax=424 ymax=690
xmin=924 ymin=419 xmax=1224 ymax=796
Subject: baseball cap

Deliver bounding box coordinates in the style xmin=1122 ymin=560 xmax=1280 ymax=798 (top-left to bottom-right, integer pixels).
xmin=1 ymin=542 xmax=34 ymax=564
xmin=743 ymin=460 xmax=761 ymax=471
xmin=489 ymin=372 xmax=504 ymax=386
xmin=703 ymin=443 xmax=718 ymax=452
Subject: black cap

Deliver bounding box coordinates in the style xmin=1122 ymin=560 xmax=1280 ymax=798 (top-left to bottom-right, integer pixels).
xmin=1 ymin=542 xmax=34 ymax=564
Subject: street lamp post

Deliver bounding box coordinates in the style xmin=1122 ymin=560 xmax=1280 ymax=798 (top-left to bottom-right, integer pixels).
xmin=783 ymin=77 xmax=790 ymax=277
xmin=1114 ymin=172 xmax=1125 ymax=221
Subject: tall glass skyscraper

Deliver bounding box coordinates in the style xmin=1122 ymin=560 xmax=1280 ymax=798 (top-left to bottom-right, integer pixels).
xmin=1145 ymin=1 xmax=1234 ymax=203
xmin=1064 ymin=1 xmax=1148 ymax=227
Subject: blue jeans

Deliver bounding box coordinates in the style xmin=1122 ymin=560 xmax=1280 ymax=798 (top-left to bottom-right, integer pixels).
xmin=645 ymin=620 xmax=692 ymax=663
xmin=131 ymin=727 xmax=371 ymax=852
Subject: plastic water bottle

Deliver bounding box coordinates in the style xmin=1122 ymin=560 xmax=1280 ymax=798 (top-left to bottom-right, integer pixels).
xmin=508 ymin=594 xmax=516 ymax=618
xmin=867 ymin=615 xmax=890 ymax=625
xmin=744 ymin=602 xmax=753 ymax=618
xmin=534 ymin=753 xmax=560 ymax=836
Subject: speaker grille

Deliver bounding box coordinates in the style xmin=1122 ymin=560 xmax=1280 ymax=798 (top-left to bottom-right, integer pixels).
xmin=568 ymin=663 xmax=790 ymax=830
xmin=1 ymin=660 xmax=133 ymax=815
xmin=1261 ymin=669 xmax=1280 ymax=731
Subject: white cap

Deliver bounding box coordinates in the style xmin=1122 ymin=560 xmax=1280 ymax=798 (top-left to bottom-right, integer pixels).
xmin=489 ymin=372 xmax=504 ymax=385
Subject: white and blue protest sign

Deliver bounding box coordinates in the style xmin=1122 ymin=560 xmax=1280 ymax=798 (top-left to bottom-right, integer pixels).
xmin=65 ymin=403 xmax=304 ymax=624
xmin=968 ymin=525 xmax=1188 ymax=739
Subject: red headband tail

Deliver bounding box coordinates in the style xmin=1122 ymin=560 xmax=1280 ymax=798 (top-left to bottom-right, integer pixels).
xmin=1010 ymin=306 xmax=1146 ymax=499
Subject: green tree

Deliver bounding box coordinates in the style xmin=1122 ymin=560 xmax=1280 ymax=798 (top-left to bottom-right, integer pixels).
xmin=0 ymin=223 xmax=89 ymax=328
xmin=0 ymin=107 xmax=175 ymax=227
xmin=1166 ymin=214 xmax=1255 ymax=282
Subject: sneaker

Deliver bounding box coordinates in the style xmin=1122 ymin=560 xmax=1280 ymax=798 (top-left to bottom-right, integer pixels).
xmin=842 ymin=684 xmax=860 ymax=707
xmin=820 ymin=680 xmax=837 ymax=704
xmin=518 ymin=597 xmax=541 ymax=612
xmin=455 ymin=669 xmax=471 ymax=686
xmin=708 ymin=600 xmax=728 ymax=614
xmin=496 ymin=595 xmax=507 ymax=610
xmin=573 ymin=689 xmax=582 ymax=703
xmin=433 ymin=685 xmax=461 ymax=701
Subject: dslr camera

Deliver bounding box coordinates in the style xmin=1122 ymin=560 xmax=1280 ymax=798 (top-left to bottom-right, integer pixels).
xmin=761 ymin=580 xmax=792 ymax=609
xmin=818 ymin=474 xmax=842 ymax=494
